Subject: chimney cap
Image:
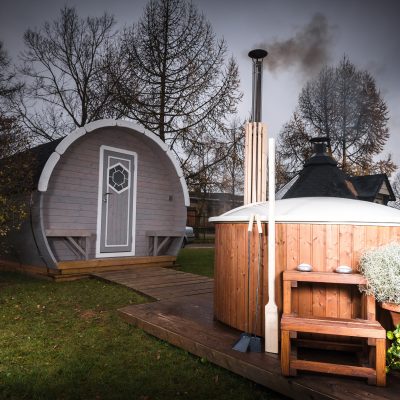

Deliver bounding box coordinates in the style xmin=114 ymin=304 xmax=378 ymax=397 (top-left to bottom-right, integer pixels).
xmin=310 ymin=136 xmax=330 ymax=144
xmin=305 ymin=136 xmax=336 ymax=167
xmin=248 ymin=49 xmax=268 ymax=60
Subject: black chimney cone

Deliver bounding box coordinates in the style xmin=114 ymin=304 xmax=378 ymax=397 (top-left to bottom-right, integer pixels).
xmin=248 ymin=49 xmax=268 ymax=122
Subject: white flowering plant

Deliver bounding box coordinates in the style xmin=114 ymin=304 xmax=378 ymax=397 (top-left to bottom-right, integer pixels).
xmin=359 ymin=242 xmax=400 ymax=305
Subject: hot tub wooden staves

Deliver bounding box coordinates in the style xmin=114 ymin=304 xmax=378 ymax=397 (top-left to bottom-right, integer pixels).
xmin=211 ymin=198 xmax=400 ymax=336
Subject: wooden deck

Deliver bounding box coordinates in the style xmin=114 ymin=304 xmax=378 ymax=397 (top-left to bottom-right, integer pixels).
xmin=92 ymin=267 xmax=400 ymax=400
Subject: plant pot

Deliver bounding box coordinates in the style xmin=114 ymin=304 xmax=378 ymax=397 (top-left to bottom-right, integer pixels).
xmin=381 ymin=302 xmax=400 ymax=327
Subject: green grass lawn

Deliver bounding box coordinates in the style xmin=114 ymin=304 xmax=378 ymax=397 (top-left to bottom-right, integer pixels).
xmin=176 ymin=248 xmax=215 ymax=277
xmin=0 ymin=250 xmax=285 ymax=400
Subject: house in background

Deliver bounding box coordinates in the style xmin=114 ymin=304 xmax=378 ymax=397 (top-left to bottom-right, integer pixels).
xmin=187 ymin=192 xmax=243 ymax=237
xmin=277 ymin=137 xmax=395 ymax=205
xmin=348 ymin=174 xmax=395 ymax=205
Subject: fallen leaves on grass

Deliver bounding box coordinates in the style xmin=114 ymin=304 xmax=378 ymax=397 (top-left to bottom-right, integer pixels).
xmin=80 ymin=309 xmax=99 ymax=320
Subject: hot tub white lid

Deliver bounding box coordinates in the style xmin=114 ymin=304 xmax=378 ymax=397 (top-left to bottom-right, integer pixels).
xmin=209 ymin=197 xmax=400 ymax=226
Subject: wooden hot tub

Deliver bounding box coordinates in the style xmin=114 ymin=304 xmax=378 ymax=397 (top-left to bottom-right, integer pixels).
xmin=210 ymin=197 xmax=400 ymax=337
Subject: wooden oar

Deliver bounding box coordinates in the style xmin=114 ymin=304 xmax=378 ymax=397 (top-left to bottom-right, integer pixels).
xmin=265 ymin=138 xmax=278 ymax=354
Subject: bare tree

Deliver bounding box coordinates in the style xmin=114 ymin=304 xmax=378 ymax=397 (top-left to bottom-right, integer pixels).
xmin=115 ymin=0 xmax=242 ymax=172
xmin=278 ymin=57 xmax=395 ymax=182
xmin=277 ymin=111 xmax=313 ymax=182
xmin=183 ymin=123 xmax=229 ymax=192
xmin=0 ymin=43 xmax=34 ymax=242
xmin=14 ymin=7 xmax=123 ymax=141
xmin=0 ymin=42 xmax=22 ymax=101
xmin=216 ymin=119 xmax=245 ymax=199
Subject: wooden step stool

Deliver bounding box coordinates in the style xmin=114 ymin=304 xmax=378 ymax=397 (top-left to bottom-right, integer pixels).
xmin=280 ymin=270 xmax=386 ymax=386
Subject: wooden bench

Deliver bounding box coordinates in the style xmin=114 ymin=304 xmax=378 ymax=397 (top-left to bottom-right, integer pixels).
xmin=280 ymin=270 xmax=386 ymax=386
xmin=45 ymin=229 xmax=91 ymax=260
xmin=146 ymin=230 xmax=185 ymax=256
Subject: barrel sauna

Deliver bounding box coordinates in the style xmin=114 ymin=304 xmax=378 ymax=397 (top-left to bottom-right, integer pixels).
xmin=210 ymin=197 xmax=400 ymax=337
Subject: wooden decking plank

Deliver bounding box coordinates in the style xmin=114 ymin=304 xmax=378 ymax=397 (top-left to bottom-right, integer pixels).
xmin=93 ymin=276 xmax=208 ymax=292
xmin=130 ymin=270 xmax=211 ymax=280
xmin=110 ymin=273 xmax=211 ymax=287
xmin=143 ymin=284 xmax=214 ymax=298
xmin=94 ymin=266 xmax=200 ymax=278
xmin=92 ymin=268 xmax=176 ymax=281
xmin=92 ymin=269 xmax=186 ymax=282
xmin=145 ymin=289 xmax=214 ymax=301
xmin=58 ymin=255 xmax=176 ymax=269
xmin=59 ymin=262 xmax=175 ymax=275
xmin=143 ymin=281 xmax=213 ymax=294
xmin=143 ymin=288 xmax=214 ymax=301
xmin=93 ymin=265 xmax=174 ymax=276
xmin=148 ymin=286 xmax=214 ymax=297
xmin=133 ymin=278 xmax=212 ymax=290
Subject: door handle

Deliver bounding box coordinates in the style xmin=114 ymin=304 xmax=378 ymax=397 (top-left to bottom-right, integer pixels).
xmin=103 ymin=192 xmax=113 ymax=202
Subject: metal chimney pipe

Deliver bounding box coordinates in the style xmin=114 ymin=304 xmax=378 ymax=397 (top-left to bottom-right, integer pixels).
xmin=248 ymin=49 xmax=268 ymax=122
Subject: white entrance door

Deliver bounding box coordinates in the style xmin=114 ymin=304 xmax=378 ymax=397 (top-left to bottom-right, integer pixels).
xmin=96 ymin=145 xmax=137 ymax=257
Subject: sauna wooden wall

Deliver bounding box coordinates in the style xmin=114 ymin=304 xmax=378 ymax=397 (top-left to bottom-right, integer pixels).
xmin=214 ymin=223 xmax=400 ymax=337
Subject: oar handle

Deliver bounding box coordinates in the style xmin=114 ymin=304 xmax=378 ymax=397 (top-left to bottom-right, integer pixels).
xmin=248 ymin=213 xmax=255 ymax=232
xmin=256 ymin=214 xmax=262 ymax=235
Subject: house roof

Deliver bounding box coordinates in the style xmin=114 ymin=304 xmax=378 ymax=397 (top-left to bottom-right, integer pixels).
xmin=282 ymin=149 xmax=357 ymax=200
xmin=279 ymin=138 xmax=395 ymax=204
xmin=0 ymin=137 xmax=63 ymax=191
xmin=348 ymin=174 xmax=396 ymax=202
xmin=28 ymin=138 xmax=63 ymax=186
xmin=4 ymin=120 xmax=190 ymax=206
xmin=38 ymin=120 xmax=189 ymax=206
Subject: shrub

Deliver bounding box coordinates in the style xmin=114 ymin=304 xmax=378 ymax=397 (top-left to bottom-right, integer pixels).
xmin=386 ymin=324 xmax=400 ymax=373
xmin=359 ymin=242 xmax=400 ymax=305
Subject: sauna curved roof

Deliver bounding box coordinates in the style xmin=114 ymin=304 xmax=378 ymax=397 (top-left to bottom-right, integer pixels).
xmin=209 ymin=197 xmax=400 ymax=226
xmin=34 ymin=119 xmax=189 ymax=206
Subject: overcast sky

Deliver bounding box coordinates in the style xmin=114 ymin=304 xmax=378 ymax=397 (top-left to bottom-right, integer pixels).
xmin=1 ymin=0 xmax=400 ymax=167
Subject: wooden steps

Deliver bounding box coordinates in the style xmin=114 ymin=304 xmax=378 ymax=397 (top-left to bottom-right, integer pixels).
xmin=281 ymin=270 xmax=387 ymax=386
xmin=281 ymin=315 xmax=386 ymax=339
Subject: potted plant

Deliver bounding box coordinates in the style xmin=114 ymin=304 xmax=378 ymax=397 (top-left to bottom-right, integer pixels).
xmin=359 ymin=242 xmax=400 ymax=327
